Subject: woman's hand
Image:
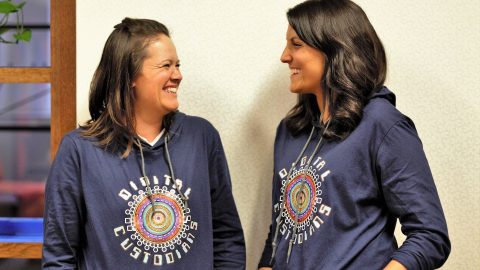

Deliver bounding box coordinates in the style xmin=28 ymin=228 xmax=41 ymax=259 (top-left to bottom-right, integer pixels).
xmin=384 ymin=260 xmax=407 ymax=270
xmin=259 ymin=268 xmax=272 ymax=270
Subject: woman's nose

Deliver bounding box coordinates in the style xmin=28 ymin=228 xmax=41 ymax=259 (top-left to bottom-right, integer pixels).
xmin=171 ymin=67 xmax=183 ymax=81
xmin=280 ymin=47 xmax=292 ymax=63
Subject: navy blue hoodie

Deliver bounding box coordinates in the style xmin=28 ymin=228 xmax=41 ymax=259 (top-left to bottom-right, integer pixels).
xmin=43 ymin=112 xmax=246 ymax=269
xmin=259 ymin=87 xmax=450 ymax=269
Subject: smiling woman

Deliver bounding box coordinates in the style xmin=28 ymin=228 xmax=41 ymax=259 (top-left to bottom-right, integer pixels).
xmin=280 ymin=25 xmax=327 ymax=117
xmin=133 ymin=35 xmax=183 ymax=142
xmin=258 ymin=1 xmax=450 ymax=270
xmin=42 ymin=17 xmax=246 ymax=269
xmin=81 ymin=18 xmax=174 ymax=157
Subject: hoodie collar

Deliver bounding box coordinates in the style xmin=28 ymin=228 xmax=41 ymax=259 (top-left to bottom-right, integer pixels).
xmin=138 ymin=130 xmax=165 ymax=146
xmin=136 ymin=111 xmax=186 ymax=152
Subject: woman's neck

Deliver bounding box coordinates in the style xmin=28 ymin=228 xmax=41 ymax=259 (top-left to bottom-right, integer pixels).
xmin=134 ymin=113 xmax=164 ymax=142
xmin=315 ymin=92 xmax=330 ymax=123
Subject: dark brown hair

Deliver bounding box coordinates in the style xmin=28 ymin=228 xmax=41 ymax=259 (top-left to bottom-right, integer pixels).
xmin=81 ymin=17 xmax=172 ymax=157
xmin=285 ymin=0 xmax=387 ymax=138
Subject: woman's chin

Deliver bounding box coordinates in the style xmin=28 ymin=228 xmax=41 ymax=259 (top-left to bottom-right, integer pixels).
xmin=161 ymin=101 xmax=179 ymax=114
xmin=166 ymin=105 xmax=179 ymax=113
xmin=289 ymin=87 xmax=303 ymax=94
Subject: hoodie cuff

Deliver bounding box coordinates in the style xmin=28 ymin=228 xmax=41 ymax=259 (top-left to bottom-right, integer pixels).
xmin=258 ymin=261 xmax=273 ymax=269
xmin=258 ymin=249 xmax=274 ymax=269
xmin=391 ymin=251 xmax=418 ymax=270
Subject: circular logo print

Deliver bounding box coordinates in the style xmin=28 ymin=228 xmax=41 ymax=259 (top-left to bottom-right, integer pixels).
xmin=125 ymin=186 xmax=193 ymax=253
xmin=280 ymin=166 xmax=323 ymax=230
xmin=285 ymin=173 xmax=316 ymax=223
xmin=134 ymin=193 xmax=184 ymax=243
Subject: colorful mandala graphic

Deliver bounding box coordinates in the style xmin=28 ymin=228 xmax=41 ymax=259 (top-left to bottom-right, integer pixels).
xmin=124 ymin=185 xmax=193 ymax=253
xmin=285 ymin=173 xmax=316 ymax=223
xmin=134 ymin=194 xmax=183 ymax=243
xmin=281 ymin=166 xmax=322 ymax=230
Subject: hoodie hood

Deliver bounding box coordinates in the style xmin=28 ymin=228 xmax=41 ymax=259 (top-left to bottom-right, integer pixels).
xmin=370 ymin=86 xmax=396 ymax=106
xmin=310 ymin=87 xmax=396 ymax=129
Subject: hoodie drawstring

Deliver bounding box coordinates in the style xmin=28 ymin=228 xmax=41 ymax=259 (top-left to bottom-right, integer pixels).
xmin=270 ymin=118 xmax=331 ymax=265
xmin=270 ymin=125 xmax=316 ymax=265
xmin=136 ymin=132 xmax=189 ymax=214
xmin=164 ymin=133 xmax=189 ymax=209
xmin=137 ymin=138 xmax=158 ymax=213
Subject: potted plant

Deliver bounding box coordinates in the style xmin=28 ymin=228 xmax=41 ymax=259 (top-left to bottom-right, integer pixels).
xmin=0 ymin=0 xmax=30 ymax=44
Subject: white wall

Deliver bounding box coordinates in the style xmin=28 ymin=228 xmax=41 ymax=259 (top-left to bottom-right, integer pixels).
xmin=77 ymin=1 xmax=480 ymax=269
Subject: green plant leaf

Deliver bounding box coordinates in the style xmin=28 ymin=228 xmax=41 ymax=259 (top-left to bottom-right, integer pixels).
xmin=0 ymin=1 xmax=18 ymax=13
xmin=17 ymin=2 xmax=26 ymax=9
xmin=0 ymin=27 xmax=9 ymax=35
xmin=13 ymin=28 xmax=31 ymax=41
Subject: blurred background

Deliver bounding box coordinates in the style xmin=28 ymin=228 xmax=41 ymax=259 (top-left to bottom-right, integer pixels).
xmin=0 ymin=0 xmax=50 ymax=267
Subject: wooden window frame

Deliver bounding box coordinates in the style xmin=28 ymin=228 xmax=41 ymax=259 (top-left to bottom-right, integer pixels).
xmin=0 ymin=0 xmax=76 ymax=259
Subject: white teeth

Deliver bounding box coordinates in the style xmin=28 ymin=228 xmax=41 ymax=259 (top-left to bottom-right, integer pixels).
xmin=290 ymin=69 xmax=300 ymax=75
xmin=164 ymin=87 xmax=177 ymax=94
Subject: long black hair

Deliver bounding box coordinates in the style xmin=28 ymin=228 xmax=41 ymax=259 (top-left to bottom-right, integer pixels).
xmin=81 ymin=18 xmax=174 ymax=157
xmin=285 ymin=0 xmax=387 ymax=139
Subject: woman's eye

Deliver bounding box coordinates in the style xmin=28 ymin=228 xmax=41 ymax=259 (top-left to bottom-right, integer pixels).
xmin=175 ymin=64 xmax=181 ymax=68
xmin=293 ymin=43 xmax=302 ymax=47
xmin=162 ymin=64 xmax=171 ymax=68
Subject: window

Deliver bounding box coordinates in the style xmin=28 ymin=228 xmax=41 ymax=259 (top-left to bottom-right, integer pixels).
xmin=0 ymin=0 xmax=76 ymax=265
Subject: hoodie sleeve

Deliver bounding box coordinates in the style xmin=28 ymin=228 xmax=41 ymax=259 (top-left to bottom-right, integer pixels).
xmin=376 ymin=119 xmax=450 ymax=269
xmin=209 ymin=132 xmax=246 ymax=269
xmin=42 ymin=135 xmax=84 ymax=269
